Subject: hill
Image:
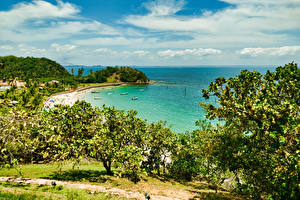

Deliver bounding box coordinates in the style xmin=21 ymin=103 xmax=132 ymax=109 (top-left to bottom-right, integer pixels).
xmin=0 ymin=56 xmax=149 ymax=84
xmin=0 ymin=55 xmax=71 ymax=81
xmin=75 ymin=66 xmax=150 ymax=83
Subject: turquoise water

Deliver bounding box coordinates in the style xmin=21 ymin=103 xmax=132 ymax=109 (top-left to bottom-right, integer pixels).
xmin=66 ymin=66 xmax=276 ymax=133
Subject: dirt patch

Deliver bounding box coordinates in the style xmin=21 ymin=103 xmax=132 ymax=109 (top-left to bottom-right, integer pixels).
xmin=0 ymin=177 xmax=180 ymax=200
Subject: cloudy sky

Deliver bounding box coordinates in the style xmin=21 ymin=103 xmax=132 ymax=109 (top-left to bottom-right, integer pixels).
xmin=0 ymin=0 xmax=299 ymax=66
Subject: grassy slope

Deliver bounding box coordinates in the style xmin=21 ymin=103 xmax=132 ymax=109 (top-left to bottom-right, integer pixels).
xmin=0 ymin=161 xmax=246 ymax=200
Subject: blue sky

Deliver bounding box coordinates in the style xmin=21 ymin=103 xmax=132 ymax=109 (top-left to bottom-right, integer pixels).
xmin=0 ymin=0 xmax=299 ymax=66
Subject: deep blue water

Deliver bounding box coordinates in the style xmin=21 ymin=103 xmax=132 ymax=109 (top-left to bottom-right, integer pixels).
xmin=65 ymin=66 xmax=276 ymax=132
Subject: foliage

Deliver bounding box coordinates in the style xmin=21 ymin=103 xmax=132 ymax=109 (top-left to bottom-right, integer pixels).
xmin=90 ymin=106 xmax=147 ymax=179
xmin=200 ymin=63 xmax=300 ymax=199
xmin=78 ymin=66 xmax=149 ymax=83
xmin=142 ymin=121 xmax=176 ymax=175
xmin=36 ymin=102 xmax=173 ymax=181
xmin=0 ymin=79 xmax=69 ymax=112
xmin=0 ymin=108 xmax=40 ymax=169
xmin=168 ymin=120 xmax=231 ymax=191
xmin=41 ymin=101 xmax=98 ymax=166
xmin=119 ymin=67 xmax=149 ymax=83
xmin=0 ymin=55 xmax=70 ymax=80
xmin=168 ymin=130 xmax=203 ymax=181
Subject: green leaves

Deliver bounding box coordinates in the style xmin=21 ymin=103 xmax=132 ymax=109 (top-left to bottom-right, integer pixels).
xmin=200 ymin=63 xmax=300 ymax=199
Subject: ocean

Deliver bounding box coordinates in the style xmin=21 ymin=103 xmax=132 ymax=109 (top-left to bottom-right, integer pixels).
xmin=65 ymin=66 xmax=276 ymax=133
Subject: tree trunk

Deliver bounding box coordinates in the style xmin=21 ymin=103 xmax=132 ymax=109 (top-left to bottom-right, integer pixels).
xmin=103 ymin=160 xmax=113 ymax=175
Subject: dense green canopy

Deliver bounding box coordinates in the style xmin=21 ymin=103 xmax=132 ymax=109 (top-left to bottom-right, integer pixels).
xmin=0 ymin=56 xmax=149 ymax=84
xmin=0 ymin=56 xmax=71 ymax=80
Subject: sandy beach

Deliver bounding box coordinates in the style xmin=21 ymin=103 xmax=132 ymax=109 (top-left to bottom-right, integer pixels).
xmin=44 ymin=90 xmax=88 ymax=109
xmin=43 ymin=83 xmax=130 ymax=108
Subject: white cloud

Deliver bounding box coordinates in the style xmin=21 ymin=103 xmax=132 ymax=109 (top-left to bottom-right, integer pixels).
xmin=51 ymin=43 xmax=77 ymax=52
xmin=143 ymin=0 xmax=185 ymax=16
xmin=220 ymin=0 xmax=300 ymax=5
xmin=0 ymin=45 xmax=14 ymax=50
xmin=95 ymin=48 xmax=118 ymax=55
xmin=158 ymin=48 xmax=222 ymax=58
xmin=74 ymin=37 xmax=157 ymax=46
xmin=0 ymin=0 xmax=299 ymax=66
xmin=238 ymin=46 xmax=300 ymax=57
xmin=17 ymin=44 xmax=46 ymax=53
xmin=94 ymin=48 xmax=149 ymax=57
xmin=124 ymin=0 xmax=300 ymax=42
xmin=132 ymin=50 xmax=150 ymax=56
xmin=0 ymin=0 xmax=118 ymax=42
xmin=0 ymin=0 xmax=79 ymax=28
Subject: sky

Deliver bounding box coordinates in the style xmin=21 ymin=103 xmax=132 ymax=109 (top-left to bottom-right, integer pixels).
xmin=0 ymin=0 xmax=300 ymax=66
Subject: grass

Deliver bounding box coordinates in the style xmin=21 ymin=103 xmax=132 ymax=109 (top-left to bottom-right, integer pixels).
xmin=0 ymin=161 xmax=247 ymax=200
xmin=0 ymin=161 xmax=106 ymax=179
xmin=0 ymin=182 xmax=126 ymax=200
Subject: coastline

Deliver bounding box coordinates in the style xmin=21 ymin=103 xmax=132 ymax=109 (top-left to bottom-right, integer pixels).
xmin=44 ymin=82 xmax=152 ymax=108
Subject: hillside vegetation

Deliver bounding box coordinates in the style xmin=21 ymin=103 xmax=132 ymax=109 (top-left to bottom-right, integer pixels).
xmin=0 ymin=56 xmax=149 ymax=85
xmin=77 ymin=66 xmax=149 ymax=83
xmin=0 ymin=56 xmax=70 ymax=80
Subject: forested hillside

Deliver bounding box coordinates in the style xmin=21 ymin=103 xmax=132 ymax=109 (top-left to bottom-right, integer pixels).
xmin=0 ymin=56 xmax=71 ymax=80
xmin=0 ymin=56 xmax=149 ymax=84
xmin=76 ymin=66 xmax=150 ymax=83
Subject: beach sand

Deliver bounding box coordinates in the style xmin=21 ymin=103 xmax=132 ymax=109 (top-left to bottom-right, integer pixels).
xmin=44 ymin=90 xmax=88 ymax=109
xmin=44 ymin=82 xmax=150 ymax=109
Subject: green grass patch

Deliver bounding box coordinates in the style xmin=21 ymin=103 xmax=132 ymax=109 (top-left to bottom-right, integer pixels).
xmin=0 ymin=182 xmax=126 ymax=200
xmin=0 ymin=161 xmax=106 ymax=179
xmin=0 ymin=162 xmax=246 ymax=200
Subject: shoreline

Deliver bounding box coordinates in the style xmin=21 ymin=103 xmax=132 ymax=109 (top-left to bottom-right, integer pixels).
xmin=44 ymin=82 xmax=152 ymax=108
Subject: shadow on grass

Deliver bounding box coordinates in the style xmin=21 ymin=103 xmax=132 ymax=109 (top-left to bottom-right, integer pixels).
xmin=189 ymin=192 xmax=238 ymax=200
xmin=189 ymin=190 xmax=246 ymax=200
xmin=0 ymin=182 xmax=27 ymax=188
xmin=44 ymin=169 xmax=112 ymax=183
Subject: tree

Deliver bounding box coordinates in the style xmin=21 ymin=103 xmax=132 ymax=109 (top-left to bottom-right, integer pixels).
xmin=90 ymin=106 xmax=147 ymax=179
xmin=0 ymin=62 xmax=5 ymax=69
xmin=142 ymin=121 xmax=176 ymax=175
xmin=0 ymin=108 xmax=41 ymax=170
xmin=77 ymin=68 xmax=84 ymax=77
xmin=41 ymin=101 xmax=98 ymax=167
xmin=200 ymin=63 xmax=300 ymax=199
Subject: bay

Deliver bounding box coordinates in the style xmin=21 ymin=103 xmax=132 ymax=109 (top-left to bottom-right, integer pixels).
xmin=65 ymin=66 xmax=276 ymax=133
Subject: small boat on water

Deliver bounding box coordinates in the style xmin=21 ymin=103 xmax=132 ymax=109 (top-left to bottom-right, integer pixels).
xmin=91 ymin=91 xmax=100 ymax=93
xmin=131 ymin=97 xmax=138 ymax=100
xmin=139 ymin=89 xmax=144 ymax=91
xmin=94 ymin=97 xmax=102 ymax=100
xmin=120 ymin=92 xmax=128 ymax=95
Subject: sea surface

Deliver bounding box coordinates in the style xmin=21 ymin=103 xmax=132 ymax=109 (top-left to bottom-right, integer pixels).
xmin=65 ymin=66 xmax=276 ymax=133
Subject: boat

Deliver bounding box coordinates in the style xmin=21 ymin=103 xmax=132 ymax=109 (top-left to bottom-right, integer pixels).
xmin=120 ymin=92 xmax=128 ymax=95
xmin=139 ymin=89 xmax=144 ymax=91
xmin=91 ymin=91 xmax=100 ymax=93
xmin=94 ymin=97 xmax=102 ymax=100
xmin=131 ymin=97 xmax=138 ymax=100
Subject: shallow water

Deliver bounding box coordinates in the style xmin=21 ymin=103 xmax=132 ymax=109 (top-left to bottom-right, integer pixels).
xmin=66 ymin=66 xmax=276 ymax=133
